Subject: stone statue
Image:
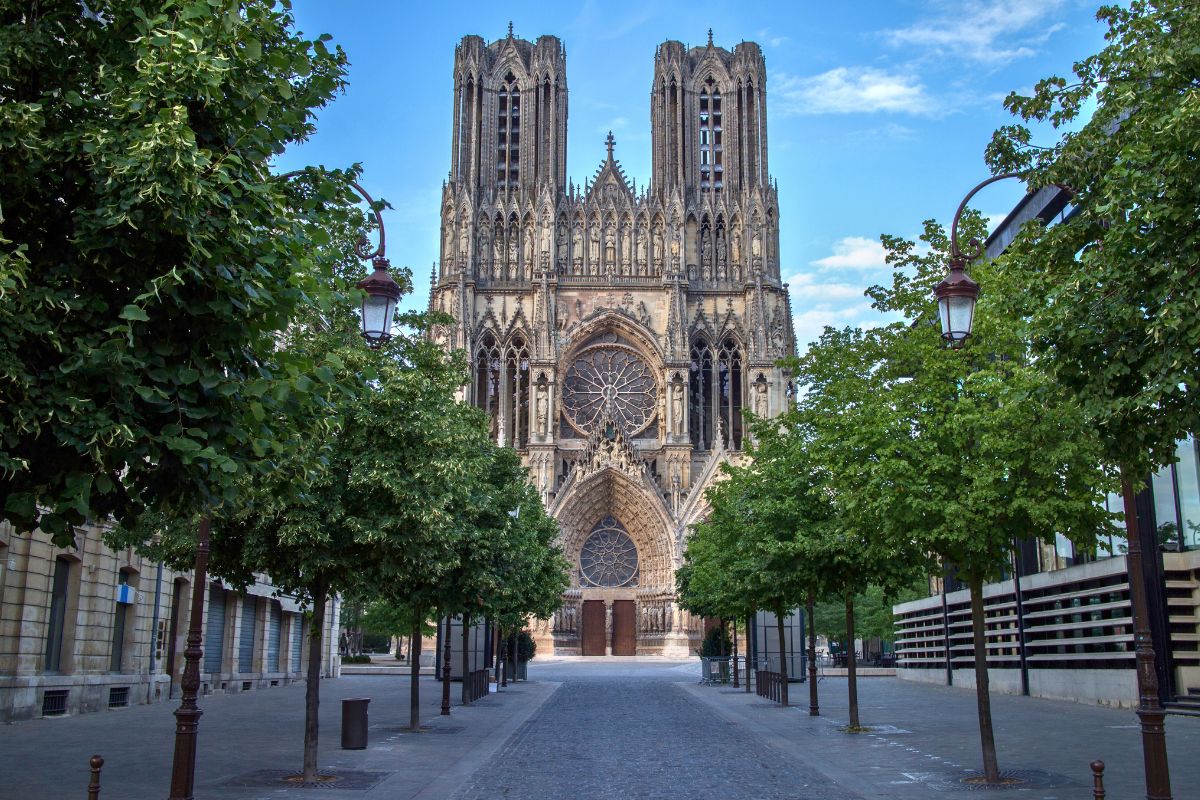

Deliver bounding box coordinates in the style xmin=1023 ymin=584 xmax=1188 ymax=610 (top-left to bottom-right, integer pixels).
xmin=589 ymin=226 xmax=600 ymax=266
xmin=540 ymin=224 xmax=551 ymax=255
xmin=754 ymin=382 xmax=768 ymax=417
xmin=536 ymin=384 xmax=549 ymax=433
xmin=459 ymin=224 xmax=469 ymax=256
xmin=752 ymin=230 xmax=762 ymax=259
xmin=572 ymin=225 xmax=583 ymax=270
xmin=636 ymin=231 xmax=647 ymax=264
xmin=621 ymin=227 xmax=631 ymax=266
xmin=671 ymin=384 xmax=684 ymax=434
xmin=731 ymin=230 xmax=741 ymax=263
xmin=605 ymin=226 xmax=616 ymax=267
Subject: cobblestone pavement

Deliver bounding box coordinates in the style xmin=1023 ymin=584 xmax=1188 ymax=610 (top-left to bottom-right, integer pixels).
xmin=453 ymin=659 xmax=853 ymax=800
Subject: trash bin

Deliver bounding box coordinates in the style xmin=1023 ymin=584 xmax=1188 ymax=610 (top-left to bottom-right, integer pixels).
xmin=341 ymin=698 xmax=370 ymax=750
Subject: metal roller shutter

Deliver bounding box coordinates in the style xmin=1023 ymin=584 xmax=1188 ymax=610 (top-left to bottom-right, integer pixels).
xmin=238 ymin=596 xmax=257 ymax=673
xmin=290 ymin=614 xmax=303 ymax=673
xmin=267 ymin=601 xmax=282 ymax=673
xmin=203 ymin=586 xmax=226 ymax=674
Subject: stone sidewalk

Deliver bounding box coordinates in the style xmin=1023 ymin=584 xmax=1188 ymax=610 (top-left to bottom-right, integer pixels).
xmin=683 ymin=674 xmax=1200 ymax=799
xmin=0 ymin=674 xmax=557 ymax=799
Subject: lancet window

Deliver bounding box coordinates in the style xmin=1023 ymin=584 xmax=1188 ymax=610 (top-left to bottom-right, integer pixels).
xmin=698 ymin=81 xmax=723 ymax=191
xmin=689 ymin=335 xmax=743 ymax=450
xmin=497 ymin=73 xmax=520 ymax=188
xmin=473 ymin=331 xmax=531 ymax=448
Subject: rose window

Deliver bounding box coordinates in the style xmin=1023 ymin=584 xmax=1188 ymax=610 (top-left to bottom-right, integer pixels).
xmin=580 ymin=516 xmax=639 ymax=588
xmin=561 ymin=344 xmax=657 ymax=435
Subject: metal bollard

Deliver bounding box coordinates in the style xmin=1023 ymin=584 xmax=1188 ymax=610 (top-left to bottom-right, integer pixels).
xmin=1090 ymin=760 xmax=1105 ymax=800
xmin=87 ymin=755 xmax=103 ymax=800
xmin=340 ymin=698 xmax=370 ymax=750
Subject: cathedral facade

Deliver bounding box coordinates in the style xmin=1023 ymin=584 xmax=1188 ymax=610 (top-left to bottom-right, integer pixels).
xmin=429 ymin=29 xmax=796 ymax=656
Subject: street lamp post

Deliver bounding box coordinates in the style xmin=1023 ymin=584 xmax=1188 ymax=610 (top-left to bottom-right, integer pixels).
xmin=165 ymin=173 xmax=402 ymax=799
xmin=939 ymin=174 xmax=1172 ymax=800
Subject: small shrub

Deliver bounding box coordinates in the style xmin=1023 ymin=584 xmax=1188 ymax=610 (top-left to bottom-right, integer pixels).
xmin=700 ymin=625 xmax=732 ymax=657
xmin=516 ymin=629 xmax=536 ymax=662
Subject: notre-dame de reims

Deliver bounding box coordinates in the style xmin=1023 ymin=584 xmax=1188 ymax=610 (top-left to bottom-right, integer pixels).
xmin=428 ymin=28 xmax=796 ymax=656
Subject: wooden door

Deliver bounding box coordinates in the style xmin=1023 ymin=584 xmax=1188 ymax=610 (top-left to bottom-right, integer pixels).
xmin=581 ymin=600 xmax=606 ymax=656
xmin=612 ymin=600 xmax=636 ymax=656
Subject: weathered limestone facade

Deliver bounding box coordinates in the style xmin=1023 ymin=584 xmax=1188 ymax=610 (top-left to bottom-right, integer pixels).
xmin=0 ymin=521 xmax=339 ymax=721
xmin=429 ymin=30 xmax=795 ymax=656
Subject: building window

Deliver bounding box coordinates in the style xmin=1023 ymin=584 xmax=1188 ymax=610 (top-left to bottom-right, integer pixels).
xmin=507 ymin=335 xmax=531 ymax=449
xmin=475 ymin=332 xmax=531 ymax=448
xmin=497 ymin=74 xmax=520 ymax=188
xmin=717 ymin=335 xmax=743 ymax=449
xmin=45 ymin=557 xmax=73 ymax=673
xmin=1151 ymin=434 xmax=1200 ymax=551
xmin=689 ymin=335 xmax=744 ymax=450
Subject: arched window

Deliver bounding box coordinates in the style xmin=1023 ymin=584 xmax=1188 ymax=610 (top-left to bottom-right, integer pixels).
xmin=689 ymin=335 xmax=744 ymax=450
xmin=497 ymin=73 xmax=520 ymax=188
xmin=689 ymin=337 xmax=713 ymax=450
xmin=718 ymin=335 xmax=743 ymax=449
xmin=506 ymin=335 xmax=531 ymax=449
xmin=698 ymin=80 xmax=723 ymax=192
xmin=474 ymin=332 xmax=502 ymax=439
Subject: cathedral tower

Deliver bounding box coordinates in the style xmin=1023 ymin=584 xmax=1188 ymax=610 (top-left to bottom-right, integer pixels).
xmin=429 ymin=29 xmax=795 ymax=657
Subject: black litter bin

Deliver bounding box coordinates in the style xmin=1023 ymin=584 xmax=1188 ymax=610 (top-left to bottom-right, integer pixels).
xmin=341 ymin=698 xmax=370 ymax=750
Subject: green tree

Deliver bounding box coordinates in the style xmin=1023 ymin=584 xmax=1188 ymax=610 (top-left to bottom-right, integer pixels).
xmin=986 ymin=0 xmax=1200 ymax=479
xmin=801 ymin=218 xmax=1112 ymax=780
xmin=0 ymin=1 xmax=357 ymax=542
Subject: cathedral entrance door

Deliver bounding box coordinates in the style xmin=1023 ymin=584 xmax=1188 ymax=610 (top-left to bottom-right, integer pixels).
xmin=611 ymin=600 xmax=636 ymax=656
xmin=581 ymin=600 xmax=606 ymax=656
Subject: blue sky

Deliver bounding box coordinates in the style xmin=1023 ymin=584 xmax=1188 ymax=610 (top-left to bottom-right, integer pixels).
xmin=277 ymin=0 xmax=1110 ymax=350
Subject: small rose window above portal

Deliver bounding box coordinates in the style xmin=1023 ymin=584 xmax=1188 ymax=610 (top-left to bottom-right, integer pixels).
xmin=579 ymin=516 xmax=639 ymax=588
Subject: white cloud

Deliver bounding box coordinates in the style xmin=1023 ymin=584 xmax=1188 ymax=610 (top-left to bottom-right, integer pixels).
xmin=773 ymin=67 xmax=935 ymax=116
xmin=811 ymin=236 xmax=887 ymax=271
xmin=755 ymin=28 xmax=789 ymax=48
xmin=791 ymin=304 xmax=878 ymax=352
xmin=787 ymin=271 xmax=867 ymax=302
xmin=884 ymin=0 xmax=1066 ymax=64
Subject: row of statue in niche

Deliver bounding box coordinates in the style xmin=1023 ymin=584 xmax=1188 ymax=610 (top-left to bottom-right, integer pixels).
xmin=445 ymin=220 xmax=774 ymax=283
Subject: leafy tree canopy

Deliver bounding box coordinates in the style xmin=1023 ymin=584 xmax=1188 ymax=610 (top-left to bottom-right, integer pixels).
xmin=0 ymin=0 xmax=359 ymax=543
xmin=986 ymin=0 xmax=1200 ymax=474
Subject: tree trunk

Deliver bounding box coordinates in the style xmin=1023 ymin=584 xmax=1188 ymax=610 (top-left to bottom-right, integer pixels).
xmin=969 ymin=573 xmax=1001 ymax=782
xmin=775 ymin=607 xmax=789 ymax=707
xmin=302 ymin=578 xmax=328 ymax=783
xmin=408 ymin=619 xmax=422 ymax=731
xmin=732 ymin=618 xmax=739 ymax=688
xmin=846 ymin=593 xmax=860 ymax=729
xmin=807 ymin=592 xmax=819 ymax=716
xmin=461 ymin=613 xmax=471 ymax=705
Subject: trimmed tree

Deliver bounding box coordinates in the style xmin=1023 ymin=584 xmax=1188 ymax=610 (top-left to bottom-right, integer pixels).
xmin=803 ymin=218 xmax=1113 ymax=781
xmin=1 ymin=1 xmax=353 ymax=542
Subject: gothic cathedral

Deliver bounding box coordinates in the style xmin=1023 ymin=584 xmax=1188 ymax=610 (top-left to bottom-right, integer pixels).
xmin=428 ymin=29 xmax=796 ymax=656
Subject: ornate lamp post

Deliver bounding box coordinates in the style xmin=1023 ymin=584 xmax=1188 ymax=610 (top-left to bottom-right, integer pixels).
xmin=940 ymin=174 xmax=1172 ymax=800
xmin=166 ymin=173 xmax=399 ymax=799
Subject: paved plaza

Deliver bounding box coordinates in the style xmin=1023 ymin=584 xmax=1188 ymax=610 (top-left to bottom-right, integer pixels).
xmin=1 ymin=659 xmax=1198 ymax=799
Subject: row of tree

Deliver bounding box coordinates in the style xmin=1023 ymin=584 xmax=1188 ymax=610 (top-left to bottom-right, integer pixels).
xmin=679 ymin=1 xmax=1198 ymax=785
xmin=1 ymin=3 xmax=569 ymax=786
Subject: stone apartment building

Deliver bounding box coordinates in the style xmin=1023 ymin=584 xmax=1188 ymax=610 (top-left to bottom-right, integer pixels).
xmin=0 ymin=520 xmax=339 ymax=721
